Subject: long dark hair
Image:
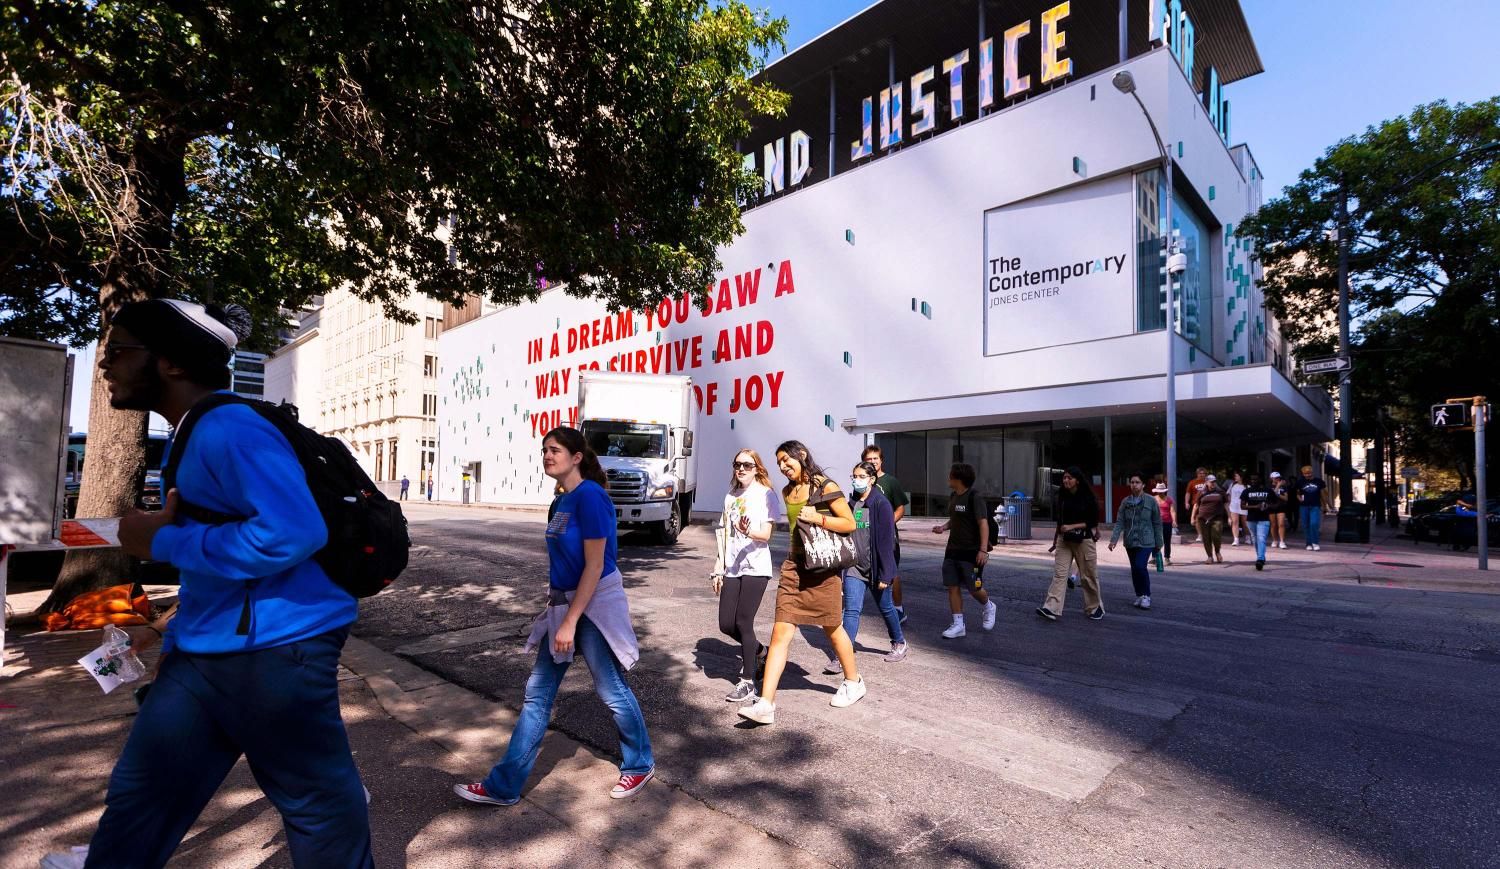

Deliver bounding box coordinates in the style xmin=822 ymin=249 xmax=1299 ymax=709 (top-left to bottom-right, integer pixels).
xmin=544 ymin=426 xmax=607 ymax=488
xmin=775 ymin=439 xmax=828 ymax=494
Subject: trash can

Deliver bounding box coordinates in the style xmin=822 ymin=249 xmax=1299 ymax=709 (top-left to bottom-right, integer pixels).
xmin=1003 ymin=495 xmax=1033 ymax=540
xmin=1336 ymin=502 xmax=1370 ymax=544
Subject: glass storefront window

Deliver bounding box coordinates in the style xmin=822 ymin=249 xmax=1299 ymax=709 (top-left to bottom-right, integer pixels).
xmin=1135 ymin=169 xmax=1220 ymax=358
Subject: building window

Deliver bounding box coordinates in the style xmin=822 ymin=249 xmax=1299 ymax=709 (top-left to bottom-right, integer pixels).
xmin=424 ymin=355 xmax=437 ymax=377
xmin=424 ymin=317 xmax=442 ymax=339
xmin=374 ymin=441 xmax=385 ymax=482
xmin=389 ymin=438 xmax=398 ymax=481
xmin=1135 ymin=168 xmax=1219 ymax=358
xmin=422 ymin=393 xmax=437 ymax=417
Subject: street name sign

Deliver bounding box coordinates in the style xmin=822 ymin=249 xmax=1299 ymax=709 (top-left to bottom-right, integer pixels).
xmin=1302 ymin=356 xmax=1352 ymax=375
xmin=1431 ymin=402 xmax=1469 ymax=428
xmin=1400 ymin=466 xmax=1421 ymax=479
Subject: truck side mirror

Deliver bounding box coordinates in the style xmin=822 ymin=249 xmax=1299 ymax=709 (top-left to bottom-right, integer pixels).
xmin=684 ymin=431 xmax=694 ymax=449
xmin=682 ymin=447 xmax=693 ymax=457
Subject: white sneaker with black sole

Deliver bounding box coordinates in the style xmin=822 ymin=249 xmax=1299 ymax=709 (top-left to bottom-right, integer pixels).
xmin=942 ymin=620 xmax=966 ymax=638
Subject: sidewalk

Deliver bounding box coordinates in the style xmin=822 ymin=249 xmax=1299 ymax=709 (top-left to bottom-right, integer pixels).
xmin=0 ymin=617 xmax=825 ymax=868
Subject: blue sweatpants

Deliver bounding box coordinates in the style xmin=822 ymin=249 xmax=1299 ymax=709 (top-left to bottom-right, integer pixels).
xmin=85 ymin=626 xmax=372 ymax=869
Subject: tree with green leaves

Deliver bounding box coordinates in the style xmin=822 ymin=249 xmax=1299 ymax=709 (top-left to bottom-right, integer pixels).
xmin=2 ymin=0 xmax=787 ymax=610
xmin=1240 ymin=99 xmax=1499 ymax=490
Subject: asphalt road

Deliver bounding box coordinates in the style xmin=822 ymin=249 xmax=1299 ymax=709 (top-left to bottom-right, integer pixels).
xmin=355 ymin=503 xmax=1500 ymax=868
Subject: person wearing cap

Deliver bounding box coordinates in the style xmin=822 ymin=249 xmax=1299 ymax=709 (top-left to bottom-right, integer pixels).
xmin=82 ymin=300 xmax=373 ymax=868
xmin=1151 ymin=480 xmax=1175 ymax=565
xmin=1191 ymin=476 xmax=1228 ymax=563
xmin=1269 ymin=471 xmax=1291 ymax=550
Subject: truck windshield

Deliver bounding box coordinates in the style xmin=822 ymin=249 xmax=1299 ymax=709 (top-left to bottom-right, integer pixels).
xmin=582 ymin=421 xmax=668 ymax=459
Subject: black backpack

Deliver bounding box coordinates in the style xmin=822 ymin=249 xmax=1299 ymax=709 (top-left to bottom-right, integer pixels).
xmin=162 ymin=394 xmax=410 ymax=632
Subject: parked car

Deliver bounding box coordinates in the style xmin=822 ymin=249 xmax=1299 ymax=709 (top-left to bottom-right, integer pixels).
xmin=64 ymin=433 xmax=169 ymax=516
xmin=1407 ymin=499 xmax=1498 ymax=549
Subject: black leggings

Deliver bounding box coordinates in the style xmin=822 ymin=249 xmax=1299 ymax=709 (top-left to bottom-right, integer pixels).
xmin=718 ymin=574 xmax=770 ymax=681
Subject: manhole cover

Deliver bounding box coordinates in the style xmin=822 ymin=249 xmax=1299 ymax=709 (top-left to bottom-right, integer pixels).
xmin=1372 ymin=561 xmax=1423 ymax=569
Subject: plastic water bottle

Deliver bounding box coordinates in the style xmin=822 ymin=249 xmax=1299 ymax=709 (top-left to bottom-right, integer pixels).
xmin=102 ymin=624 xmax=146 ymax=683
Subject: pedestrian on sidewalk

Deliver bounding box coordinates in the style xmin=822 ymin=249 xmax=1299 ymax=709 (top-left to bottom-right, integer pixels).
xmin=711 ymin=449 xmax=781 ymax=703
xmin=1037 ymin=467 xmax=1103 ymax=622
xmin=427 ymin=477 xmax=433 ymax=500
xmin=931 ymin=463 xmax=998 ymax=638
xmin=1185 ymin=467 xmax=1210 ymax=542
xmin=82 ymin=299 xmax=373 ymax=868
xmin=828 ymin=461 xmax=907 ymax=665
xmin=456 ymin=426 xmax=654 ymax=806
xmin=1238 ymin=474 xmax=1282 ymax=571
xmin=740 ymin=441 xmax=866 ymax=725
xmin=1109 ymin=473 xmax=1164 ymax=609
xmin=1193 ymin=477 xmax=1228 ymax=563
xmin=1152 ymin=481 xmax=1176 ymax=566
xmin=1227 ymin=471 xmax=1247 ymax=545
xmin=1269 ymin=472 xmax=1290 ymax=549
xmin=1297 ymin=465 xmax=1328 ymax=550
xmin=862 ymin=445 xmax=911 ymax=625
xmin=399 ymin=474 xmax=410 ymax=500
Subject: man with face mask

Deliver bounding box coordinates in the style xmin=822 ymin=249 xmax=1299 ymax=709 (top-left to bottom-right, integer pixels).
xmin=79 ymin=300 xmax=373 ymax=868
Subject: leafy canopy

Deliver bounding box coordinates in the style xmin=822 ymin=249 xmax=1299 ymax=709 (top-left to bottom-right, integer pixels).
xmin=1 ymin=0 xmax=789 ymax=347
xmin=1239 ymin=99 xmax=1499 ymax=474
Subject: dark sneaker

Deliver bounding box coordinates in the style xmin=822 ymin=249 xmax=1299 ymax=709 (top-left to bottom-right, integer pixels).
xmin=1067 ymin=574 xmax=1077 ymax=589
xmin=1255 ymin=560 xmax=1265 ymax=571
xmin=724 ymin=679 xmax=756 ymax=702
xmin=453 ymin=782 xmax=518 ymax=807
xmin=1035 ymin=606 xmax=1058 ymax=621
xmin=1087 ymin=606 xmax=1106 ymax=621
xmin=611 ymin=769 xmax=654 ymax=799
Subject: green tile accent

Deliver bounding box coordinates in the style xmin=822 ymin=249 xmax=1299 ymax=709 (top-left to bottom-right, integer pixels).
xmin=1209 ymin=186 xmax=1215 ymax=200
xmin=843 ymin=351 xmax=853 ymax=366
xmin=824 ymin=414 xmax=835 ymax=431
xmin=845 ymin=229 xmax=856 ymax=245
xmin=920 ymin=302 xmax=932 ymax=319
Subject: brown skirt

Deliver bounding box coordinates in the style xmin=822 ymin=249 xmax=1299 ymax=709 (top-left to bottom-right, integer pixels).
xmin=773 ymin=558 xmax=843 ymax=627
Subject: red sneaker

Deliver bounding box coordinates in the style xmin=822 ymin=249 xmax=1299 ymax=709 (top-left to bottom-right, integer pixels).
xmin=610 ymin=769 xmax=654 ymax=800
xmin=452 ymin=782 xmax=518 ymax=806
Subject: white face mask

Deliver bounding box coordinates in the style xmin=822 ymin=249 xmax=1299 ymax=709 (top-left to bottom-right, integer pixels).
xmin=852 ymin=478 xmax=871 ymax=493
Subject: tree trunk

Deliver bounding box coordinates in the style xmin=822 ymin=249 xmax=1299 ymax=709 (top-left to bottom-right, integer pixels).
xmin=39 ymin=133 xmax=186 ymax=614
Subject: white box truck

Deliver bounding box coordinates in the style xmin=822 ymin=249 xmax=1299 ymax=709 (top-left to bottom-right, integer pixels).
xmin=577 ymin=371 xmax=697 ymax=544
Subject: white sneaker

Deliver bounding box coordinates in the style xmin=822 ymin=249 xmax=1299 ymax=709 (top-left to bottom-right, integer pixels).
xmin=981 ymin=601 xmax=997 ymax=631
xmin=1278 ymin=542 xmax=1287 ymax=549
xmin=738 ymin=698 xmax=776 ymax=725
xmin=1312 ymin=544 xmax=1321 ymax=551
xmin=1231 ymin=539 xmax=1241 ymax=545
xmin=1306 ymin=544 xmax=1314 ymax=550
xmin=1132 ymin=595 xmax=1142 ymax=608
xmin=830 ymin=676 xmax=867 ymax=708
xmin=942 ymin=621 xmax=966 ymax=638
xmin=1139 ymin=595 xmax=1152 ymax=610
xmin=41 ymin=847 xmax=89 ymax=869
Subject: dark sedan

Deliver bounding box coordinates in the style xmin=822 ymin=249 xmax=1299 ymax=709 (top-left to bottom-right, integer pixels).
xmin=1408 ymin=499 xmax=1498 ymax=549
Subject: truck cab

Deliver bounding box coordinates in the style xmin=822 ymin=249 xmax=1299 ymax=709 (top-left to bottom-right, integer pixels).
xmin=578 ymin=372 xmax=697 ymax=544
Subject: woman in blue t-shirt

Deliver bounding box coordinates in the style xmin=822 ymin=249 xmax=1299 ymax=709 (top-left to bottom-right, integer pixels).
xmin=455 ymin=427 xmax=654 ymax=807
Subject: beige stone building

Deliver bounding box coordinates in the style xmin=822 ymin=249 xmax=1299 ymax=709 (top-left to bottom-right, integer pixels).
xmin=266 ymin=288 xmax=449 ymax=497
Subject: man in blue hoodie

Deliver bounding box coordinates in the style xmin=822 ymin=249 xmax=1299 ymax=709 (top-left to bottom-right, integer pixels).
xmin=86 ymin=299 xmax=372 ymax=869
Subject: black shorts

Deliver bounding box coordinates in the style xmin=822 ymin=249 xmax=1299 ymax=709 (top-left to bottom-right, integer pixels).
xmin=893 ymin=531 xmax=902 ymax=567
xmin=941 ymin=552 xmax=983 ymax=589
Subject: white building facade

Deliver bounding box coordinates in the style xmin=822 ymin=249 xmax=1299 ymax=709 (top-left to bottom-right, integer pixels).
xmin=435 ymin=0 xmax=1332 ymax=519
xmin=266 ymin=288 xmax=446 ymax=496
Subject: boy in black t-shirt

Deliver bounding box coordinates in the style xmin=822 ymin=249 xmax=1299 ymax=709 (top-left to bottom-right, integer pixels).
xmin=931 ymin=463 xmax=997 ymax=638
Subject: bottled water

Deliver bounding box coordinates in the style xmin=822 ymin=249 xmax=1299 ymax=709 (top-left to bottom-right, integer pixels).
xmin=102 ymin=624 xmax=147 ymax=683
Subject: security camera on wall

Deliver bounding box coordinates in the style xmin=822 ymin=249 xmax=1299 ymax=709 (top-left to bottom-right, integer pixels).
xmin=1166 ymin=252 xmax=1188 ymax=275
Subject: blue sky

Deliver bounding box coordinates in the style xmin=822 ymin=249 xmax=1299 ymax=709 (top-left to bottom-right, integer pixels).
xmin=758 ymin=0 xmax=1500 ymax=196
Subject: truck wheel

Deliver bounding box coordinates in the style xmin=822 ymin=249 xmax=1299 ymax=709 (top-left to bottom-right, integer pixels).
xmin=654 ymin=503 xmax=682 ymax=545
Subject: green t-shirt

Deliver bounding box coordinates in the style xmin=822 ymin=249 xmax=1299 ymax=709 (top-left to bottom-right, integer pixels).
xmin=874 ymin=473 xmax=909 ymax=514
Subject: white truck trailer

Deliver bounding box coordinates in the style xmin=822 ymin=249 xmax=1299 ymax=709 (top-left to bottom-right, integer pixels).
xmin=577 ymin=371 xmax=698 ymax=544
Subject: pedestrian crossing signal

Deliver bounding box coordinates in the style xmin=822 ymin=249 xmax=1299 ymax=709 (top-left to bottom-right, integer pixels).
xmin=1431 ymin=403 xmax=1468 ymax=428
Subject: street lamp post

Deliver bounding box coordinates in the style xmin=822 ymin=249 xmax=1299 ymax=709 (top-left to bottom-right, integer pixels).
xmin=1113 ymin=70 xmax=1182 ymax=520
xmin=1334 ymin=181 xmax=1362 ymax=543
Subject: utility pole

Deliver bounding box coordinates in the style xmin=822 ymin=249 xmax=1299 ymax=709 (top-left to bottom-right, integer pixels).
xmin=1476 ymin=396 xmax=1489 ymax=571
xmin=1334 ymin=181 xmax=1362 ymax=543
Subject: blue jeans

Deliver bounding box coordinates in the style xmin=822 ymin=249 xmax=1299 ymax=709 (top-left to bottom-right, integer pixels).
xmin=842 ymin=573 xmax=905 ymax=646
xmin=87 ymin=627 xmax=372 ymax=869
xmin=1301 ymin=506 xmax=1322 ymax=546
xmin=1250 ymin=520 xmax=1270 ymax=561
xmin=1125 ymin=547 xmax=1152 ymax=597
xmin=483 ymin=616 xmax=652 ymax=800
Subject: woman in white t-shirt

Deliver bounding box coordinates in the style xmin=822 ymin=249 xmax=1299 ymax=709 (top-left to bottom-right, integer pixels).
xmin=1227 ymin=471 xmax=1248 ymax=545
xmin=711 ymin=449 xmax=782 ymax=703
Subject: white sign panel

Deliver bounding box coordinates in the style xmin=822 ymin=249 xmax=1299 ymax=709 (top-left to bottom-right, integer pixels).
xmin=983 ymin=173 xmax=1136 ymax=356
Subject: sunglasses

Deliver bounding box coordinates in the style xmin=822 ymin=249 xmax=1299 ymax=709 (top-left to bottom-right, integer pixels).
xmin=732 ymin=461 xmax=756 ymax=471
xmin=101 ymin=343 xmax=151 ymax=362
